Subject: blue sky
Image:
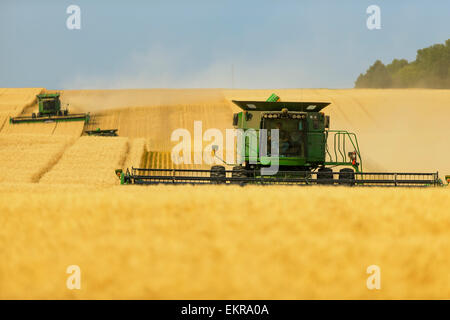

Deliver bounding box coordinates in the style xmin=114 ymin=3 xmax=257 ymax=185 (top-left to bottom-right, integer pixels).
xmin=1 ymin=0 xmax=449 ymax=89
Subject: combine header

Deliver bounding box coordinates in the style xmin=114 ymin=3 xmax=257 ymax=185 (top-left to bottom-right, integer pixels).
xmin=117 ymin=168 xmax=441 ymax=187
xmin=116 ymin=94 xmax=446 ymax=187
xmin=85 ymin=128 xmax=118 ymax=136
xmin=10 ymin=93 xmax=89 ymax=124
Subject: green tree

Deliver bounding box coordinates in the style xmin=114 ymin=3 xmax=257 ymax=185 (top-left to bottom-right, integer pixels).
xmin=355 ymin=60 xmax=392 ymax=88
xmin=386 ymin=59 xmax=409 ymax=75
xmin=391 ymin=63 xmax=420 ymax=88
xmin=355 ymin=39 xmax=450 ymax=88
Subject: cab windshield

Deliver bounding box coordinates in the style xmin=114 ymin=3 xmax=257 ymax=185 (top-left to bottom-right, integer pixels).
xmin=262 ymin=118 xmax=305 ymax=157
xmin=42 ymin=99 xmax=56 ymax=112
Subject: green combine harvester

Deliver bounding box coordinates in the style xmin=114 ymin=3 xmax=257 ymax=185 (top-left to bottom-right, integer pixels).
xmin=10 ymin=93 xmax=90 ymax=124
xmin=117 ymin=94 xmax=444 ymax=187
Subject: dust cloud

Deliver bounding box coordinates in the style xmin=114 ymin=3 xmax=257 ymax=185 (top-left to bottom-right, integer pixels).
xmin=59 ymin=89 xmax=227 ymax=112
xmin=55 ymin=88 xmax=450 ymax=176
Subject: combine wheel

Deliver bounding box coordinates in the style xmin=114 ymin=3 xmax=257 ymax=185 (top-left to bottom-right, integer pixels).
xmin=210 ymin=165 xmax=226 ymax=184
xmin=32 ymin=113 xmax=36 ymax=118
xmin=231 ymin=166 xmax=247 ymax=186
xmin=338 ymin=168 xmax=355 ymax=186
xmin=317 ymin=167 xmax=333 ymax=185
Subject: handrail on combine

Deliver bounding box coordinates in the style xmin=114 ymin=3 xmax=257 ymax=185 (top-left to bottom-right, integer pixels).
xmin=325 ymin=130 xmax=363 ymax=171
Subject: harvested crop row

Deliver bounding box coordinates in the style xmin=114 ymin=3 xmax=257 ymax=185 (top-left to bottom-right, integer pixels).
xmin=122 ymin=138 xmax=146 ymax=169
xmin=1 ymin=122 xmax=58 ymax=135
xmin=141 ymin=150 xmax=213 ymax=171
xmin=2 ymin=119 xmax=85 ymax=137
xmin=52 ymin=121 xmax=85 ymax=137
xmin=39 ymin=136 xmax=129 ymax=186
xmin=0 ymin=133 xmax=74 ymax=183
xmin=0 ymin=88 xmax=44 ymax=132
xmin=82 ymin=102 xmax=233 ymax=152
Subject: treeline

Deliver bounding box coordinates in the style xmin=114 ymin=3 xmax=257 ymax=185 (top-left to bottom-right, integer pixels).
xmin=355 ymin=39 xmax=450 ymax=88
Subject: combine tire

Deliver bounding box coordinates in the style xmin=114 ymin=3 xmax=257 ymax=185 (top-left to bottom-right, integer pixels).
xmin=317 ymin=167 xmax=333 ymax=185
xmin=210 ymin=165 xmax=226 ymax=184
xmin=31 ymin=113 xmax=36 ymax=119
xmin=231 ymin=166 xmax=247 ymax=186
xmin=338 ymin=168 xmax=355 ymax=186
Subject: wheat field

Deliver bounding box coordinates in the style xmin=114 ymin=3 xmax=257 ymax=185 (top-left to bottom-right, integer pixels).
xmin=0 ymin=88 xmax=449 ymax=299
xmin=39 ymin=136 xmax=130 ymax=186
xmin=0 ymin=133 xmax=75 ymax=183
xmin=0 ymin=186 xmax=449 ymax=299
xmin=0 ymin=88 xmax=44 ymax=132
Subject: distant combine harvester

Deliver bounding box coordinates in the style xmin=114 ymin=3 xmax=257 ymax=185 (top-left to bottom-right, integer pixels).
xmin=9 ymin=93 xmax=90 ymax=124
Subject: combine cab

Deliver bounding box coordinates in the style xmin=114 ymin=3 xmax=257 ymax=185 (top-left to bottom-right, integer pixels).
xmin=10 ymin=93 xmax=89 ymax=124
xmin=230 ymin=98 xmax=360 ymax=173
xmin=116 ymin=94 xmax=445 ymax=187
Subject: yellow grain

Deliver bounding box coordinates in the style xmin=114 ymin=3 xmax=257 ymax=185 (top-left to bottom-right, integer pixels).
xmin=0 ymin=133 xmax=74 ymax=183
xmin=39 ymin=136 xmax=129 ymax=186
xmin=0 ymin=186 xmax=449 ymax=299
xmin=0 ymin=88 xmax=449 ymax=299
